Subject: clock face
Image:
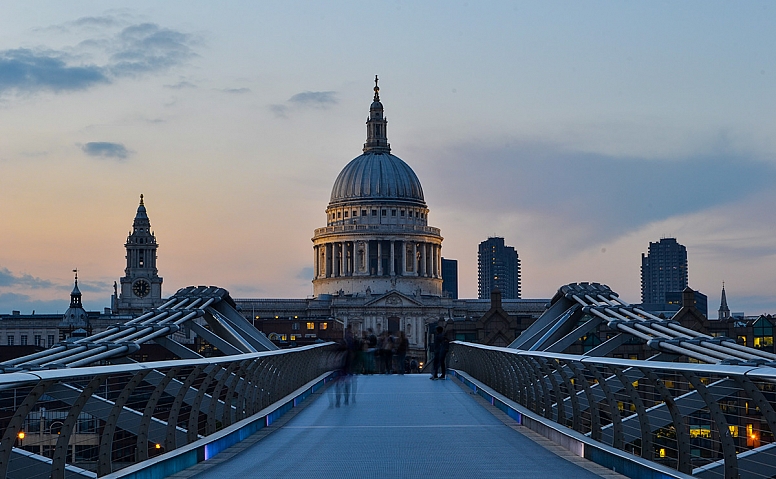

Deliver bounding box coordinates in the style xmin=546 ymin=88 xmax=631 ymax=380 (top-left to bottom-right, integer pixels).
xmin=132 ymin=279 xmax=151 ymax=298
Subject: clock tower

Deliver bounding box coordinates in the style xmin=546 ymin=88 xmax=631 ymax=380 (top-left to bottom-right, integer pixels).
xmin=114 ymin=195 xmax=164 ymax=315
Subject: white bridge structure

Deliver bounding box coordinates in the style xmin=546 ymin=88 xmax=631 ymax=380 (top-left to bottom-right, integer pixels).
xmin=0 ymin=283 xmax=774 ymax=479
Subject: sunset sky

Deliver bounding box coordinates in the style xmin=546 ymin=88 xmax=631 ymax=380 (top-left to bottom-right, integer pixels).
xmin=1 ymin=2 xmax=775 ymax=315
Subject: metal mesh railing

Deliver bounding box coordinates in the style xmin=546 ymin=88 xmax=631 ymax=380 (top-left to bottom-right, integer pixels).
xmin=449 ymin=341 xmax=776 ymax=479
xmin=0 ymin=343 xmax=338 ymax=479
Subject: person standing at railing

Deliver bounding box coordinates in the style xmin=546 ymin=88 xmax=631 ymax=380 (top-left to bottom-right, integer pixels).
xmin=430 ymin=326 xmax=449 ymax=380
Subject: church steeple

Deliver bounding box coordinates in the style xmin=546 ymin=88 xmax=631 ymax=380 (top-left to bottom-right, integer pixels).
xmin=116 ymin=194 xmax=163 ymax=315
xmin=69 ymin=269 xmax=82 ymax=308
xmin=718 ymin=282 xmax=731 ymax=320
xmin=363 ymin=75 xmax=391 ymax=154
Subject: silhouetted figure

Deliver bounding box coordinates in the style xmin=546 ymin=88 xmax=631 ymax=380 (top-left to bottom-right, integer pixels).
xmin=430 ymin=326 xmax=449 ymax=380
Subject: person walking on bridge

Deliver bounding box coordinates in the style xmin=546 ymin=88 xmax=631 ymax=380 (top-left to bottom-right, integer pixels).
xmin=430 ymin=326 xmax=449 ymax=380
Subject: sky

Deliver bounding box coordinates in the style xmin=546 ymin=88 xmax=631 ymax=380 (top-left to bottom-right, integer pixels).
xmin=1 ymin=1 xmax=775 ymax=315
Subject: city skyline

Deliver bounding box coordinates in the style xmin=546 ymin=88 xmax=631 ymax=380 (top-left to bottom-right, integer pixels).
xmin=1 ymin=2 xmax=776 ymax=314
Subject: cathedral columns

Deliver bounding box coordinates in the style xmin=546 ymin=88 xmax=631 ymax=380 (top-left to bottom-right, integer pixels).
xmin=420 ymin=243 xmax=427 ymax=277
xmin=412 ymin=242 xmax=418 ymax=276
xmin=390 ymin=241 xmax=395 ymax=276
xmin=366 ymin=240 xmax=371 ymax=275
xmin=340 ymin=241 xmax=346 ymax=276
xmin=377 ymin=241 xmax=383 ymax=276
xmin=313 ymin=246 xmax=319 ymax=279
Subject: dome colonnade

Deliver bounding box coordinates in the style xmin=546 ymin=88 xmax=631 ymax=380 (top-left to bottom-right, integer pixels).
xmin=312 ymin=77 xmax=443 ymax=297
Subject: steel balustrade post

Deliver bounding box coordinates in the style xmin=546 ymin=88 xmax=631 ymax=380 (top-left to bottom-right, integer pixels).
xmin=207 ymin=362 xmax=240 ymax=435
xmin=234 ymin=360 xmax=262 ymax=421
xmin=569 ymin=362 xmax=601 ymax=440
xmin=504 ymin=354 xmax=525 ymax=406
xmin=499 ymin=352 xmax=518 ymax=403
xmin=0 ymin=380 xmax=54 ymax=479
xmin=51 ymin=375 xmax=106 ymax=479
xmin=187 ymin=366 xmax=221 ymax=443
xmin=247 ymin=358 xmax=271 ymax=415
xmin=681 ymin=372 xmax=738 ymax=479
xmin=586 ymin=363 xmax=623 ymax=447
xmin=640 ymin=369 xmax=690 ymax=473
xmin=224 ymin=360 xmax=253 ymax=427
xmin=537 ymin=357 xmax=564 ymax=424
xmin=734 ymin=376 xmax=776 ymax=441
xmin=552 ymin=359 xmax=581 ymax=431
xmin=137 ymin=367 xmax=181 ymax=462
xmin=98 ymin=370 xmax=151 ymax=476
xmin=517 ymin=356 xmax=540 ymax=414
xmin=165 ymin=366 xmax=205 ymax=450
xmin=526 ymin=357 xmax=552 ymax=419
xmin=612 ymin=368 xmax=652 ymax=457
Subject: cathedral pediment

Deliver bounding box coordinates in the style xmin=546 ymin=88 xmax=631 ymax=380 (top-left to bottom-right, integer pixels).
xmin=363 ymin=290 xmax=424 ymax=308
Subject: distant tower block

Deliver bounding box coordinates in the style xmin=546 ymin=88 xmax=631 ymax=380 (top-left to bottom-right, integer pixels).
xmin=478 ymin=237 xmax=521 ymax=299
xmin=641 ymin=237 xmax=688 ymax=304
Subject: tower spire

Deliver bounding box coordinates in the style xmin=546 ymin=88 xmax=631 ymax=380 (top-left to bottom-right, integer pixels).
xmin=363 ymin=75 xmax=390 ymax=153
xmin=718 ymin=282 xmax=730 ymax=320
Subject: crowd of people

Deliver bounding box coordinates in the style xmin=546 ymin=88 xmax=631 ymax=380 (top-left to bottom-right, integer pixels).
xmin=341 ymin=325 xmax=419 ymax=375
xmin=330 ymin=325 xmax=450 ymax=407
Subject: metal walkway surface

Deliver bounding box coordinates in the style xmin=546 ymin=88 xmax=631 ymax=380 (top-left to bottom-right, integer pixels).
xmin=188 ymin=375 xmax=610 ymax=479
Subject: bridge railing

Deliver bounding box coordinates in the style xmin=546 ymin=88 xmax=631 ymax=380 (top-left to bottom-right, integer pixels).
xmin=0 ymin=343 xmax=339 ymax=479
xmin=449 ymin=341 xmax=776 ymax=479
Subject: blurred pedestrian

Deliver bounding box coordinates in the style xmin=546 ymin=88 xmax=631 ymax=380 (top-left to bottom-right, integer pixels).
xmin=430 ymin=326 xmax=449 ymax=380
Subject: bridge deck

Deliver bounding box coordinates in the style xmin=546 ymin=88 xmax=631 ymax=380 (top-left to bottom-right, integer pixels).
xmin=189 ymin=375 xmax=610 ymax=478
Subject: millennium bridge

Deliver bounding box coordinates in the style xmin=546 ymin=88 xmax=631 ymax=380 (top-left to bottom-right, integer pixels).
xmin=0 ymin=283 xmax=774 ymax=478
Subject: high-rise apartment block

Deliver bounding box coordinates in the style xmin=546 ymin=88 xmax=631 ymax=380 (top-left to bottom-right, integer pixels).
xmin=640 ymin=237 xmax=688 ymax=304
xmin=441 ymin=258 xmax=458 ymax=299
xmin=478 ymin=237 xmax=521 ymax=299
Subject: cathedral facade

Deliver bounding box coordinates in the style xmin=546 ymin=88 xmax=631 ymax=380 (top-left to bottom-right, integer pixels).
xmin=235 ymin=80 xmax=548 ymax=356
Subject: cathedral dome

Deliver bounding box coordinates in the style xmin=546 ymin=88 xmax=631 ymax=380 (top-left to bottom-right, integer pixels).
xmin=328 ymin=76 xmax=425 ymax=208
xmin=329 ymin=152 xmax=425 ymax=206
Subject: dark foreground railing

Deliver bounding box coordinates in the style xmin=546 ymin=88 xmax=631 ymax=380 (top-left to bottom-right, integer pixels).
xmin=449 ymin=341 xmax=776 ymax=479
xmin=0 ymin=343 xmax=338 ymax=479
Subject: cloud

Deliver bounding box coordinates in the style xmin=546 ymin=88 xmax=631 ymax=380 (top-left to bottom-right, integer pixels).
xmin=164 ymin=80 xmax=196 ymax=89
xmin=220 ymin=87 xmax=250 ymax=94
xmin=0 ymin=49 xmax=108 ymax=94
xmin=108 ymin=23 xmax=196 ymax=77
xmin=288 ymin=91 xmax=337 ymax=107
xmin=427 ymin=140 xmax=776 ymax=247
xmin=0 ymin=20 xmax=197 ymax=97
xmin=0 ymin=268 xmax=59 ymax=289
xmin=81 ymin=142 xmax=129 ymax=159
xmin=0 ymin=292 xmax=81 ymax=315
xmin=269 ymin=90 xmax=338 ymax=118
xmin=269 ymin=104 xmax=289 ymax=118
xmin=296 ymin=267 xmax=314 ymax=280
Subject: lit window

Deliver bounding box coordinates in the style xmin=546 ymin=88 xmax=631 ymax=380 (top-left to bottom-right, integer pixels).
xmin=290 ymin=335 xmax=297 ymax=341
xmin=320 ymin=322 xmax=328 ymax=330
xmin=307 ymin=322 xmax=315 ymax=330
